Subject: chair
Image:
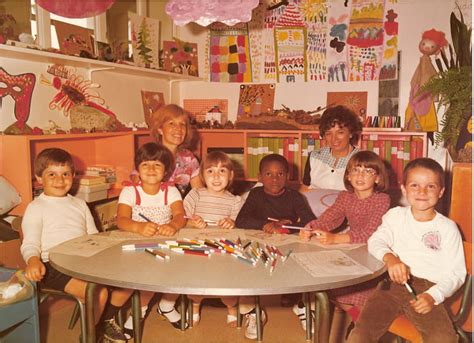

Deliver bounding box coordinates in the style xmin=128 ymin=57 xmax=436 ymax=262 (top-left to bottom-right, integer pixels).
xmin=388 ymin=241 xmax=472 ymax=343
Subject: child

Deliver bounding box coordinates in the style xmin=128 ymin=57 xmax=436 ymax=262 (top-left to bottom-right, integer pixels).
xmin=298 ymin=151 xmax=390 ymax=330
xmin=21 ymin=148 xmax=130 ymax=343
xmin=117 ymin=142 xmax=187 ymax=333
xmin=235 ymin=154 xmax=316 ymax=340
xmin=348 ymin=158 xmax=466 ymax=343
xmin=184 ymin=151 xmax=242 ymax=326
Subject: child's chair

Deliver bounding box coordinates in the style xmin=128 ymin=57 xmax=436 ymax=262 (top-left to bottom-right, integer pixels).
xmin=388 ymin=241 xmax=472 ymax=343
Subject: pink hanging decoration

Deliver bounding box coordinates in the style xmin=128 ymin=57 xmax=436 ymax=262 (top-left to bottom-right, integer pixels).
xmin=36 ymin=0 xmax=115 ymax=19
xmin=165 ymin=0 xmax=259 ymax=27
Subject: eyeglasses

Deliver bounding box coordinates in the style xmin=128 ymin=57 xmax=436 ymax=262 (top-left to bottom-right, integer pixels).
xmin=349 ymin=167 xmax=377 ymax=177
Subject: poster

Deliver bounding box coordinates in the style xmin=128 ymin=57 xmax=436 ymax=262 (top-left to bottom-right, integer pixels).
xmin=162 ymin=39 xmax=199 ymax=76
xmin=129 ymin=13 xmax=160 ymax=69
xmin=55 ymin=21 xmax=95 ymax=56
xmin=237 ymin=84 xmax=275 ymax=117
xmin=141 ymin=90 xmax=165 ymax=126
xmin=326 ymin=91 xmax=368 ymax=117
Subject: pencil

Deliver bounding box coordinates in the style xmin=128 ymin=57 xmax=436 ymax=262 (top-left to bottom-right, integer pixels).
xmin=281 ymin=224 xmax=311 ymax=231
xmin=404 ymin=282 xmax=417 ymax=300
xmin=139 ymin=213 xmax=153 ymax=222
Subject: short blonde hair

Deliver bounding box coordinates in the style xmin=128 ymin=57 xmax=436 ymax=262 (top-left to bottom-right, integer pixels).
xmin=200 ymin=151 xmax=234 ymax=189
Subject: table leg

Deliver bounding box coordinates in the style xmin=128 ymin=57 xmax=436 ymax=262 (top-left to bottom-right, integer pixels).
xmin=188 ymin=299 xmax=194 ymax=329
xmin=314 ymin=292 xmax=330 ymax=343
xmin=180 ymin=295 xmax=187 ymax=331
xmin=255 ymin=296 xmax=263 ymax=342
xmin=132 ymin=290 xmax=142 ymax=343
xmin=304 ymin=292 xmax=312 ymax=341
xmin=237 ymin=299 xmax=242 ymax=328
xmin=85 ymin=282 xmax=97 ymax=343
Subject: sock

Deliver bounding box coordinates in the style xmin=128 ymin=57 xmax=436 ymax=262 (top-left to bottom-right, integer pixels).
xmin=159 ymin=299 xmax=180 ymax=322
xmin=101 ymin=304 xmax=121 ymax=323
xmin=124 ymin=305 xmax=148 ymax=330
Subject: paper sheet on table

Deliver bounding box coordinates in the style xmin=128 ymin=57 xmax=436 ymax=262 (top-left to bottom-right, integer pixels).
xmin=303 ymin=239 xmax=366 ymax=250
xmin=291 ymin=250 xmax=373 ymax=278
xmin=177 ymin=228 xmax=246 ymax=241
xmin=49 ymin=235 xmax=123 ymax=257
xmin=243 ymin=230 xmax=300 ymax=247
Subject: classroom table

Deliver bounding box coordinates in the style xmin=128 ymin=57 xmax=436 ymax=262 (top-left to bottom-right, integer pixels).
xmin=48 ymin=230 xmax=385 ymax=343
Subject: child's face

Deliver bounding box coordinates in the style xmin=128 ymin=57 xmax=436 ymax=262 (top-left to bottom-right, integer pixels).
xmin=203 ymin=163 xmax=232 ymax=194
xmin=259 ymin=161 xmax=287 ymax=196
xmin=158 ymin=115 xmax=187 ymax=147
xmin=36 ymin=164 xmax=73 ymax=197
xmin=402 ymin=167 xmax=445 ymax=215
xmin=138 ymin=160 xmax=165 ymax=185
xmin=347 ymin=165 xmax=379 ymax=198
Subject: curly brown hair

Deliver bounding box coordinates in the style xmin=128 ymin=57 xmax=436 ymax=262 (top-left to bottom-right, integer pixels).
xmin=319 ymin=106 xmax=363 ymax=145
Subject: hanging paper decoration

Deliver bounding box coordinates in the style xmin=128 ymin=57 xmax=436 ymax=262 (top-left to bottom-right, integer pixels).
xmin=326 ymin=2 xmax=350 ymax=82
xmin=36 ymin=0 xmax=115 ymax=19
xmin=379 ymin=4 xmax=399 ymax=80
xmin=0 ymin=67 xmax=36 ymax=133
xmin=129 ymin=13 xmax=160 ymax=69
xmin=165 ymin=0 xmax=259 ymax=26
xmin=263 ymin=4 xmax=285 ymax=82
xmin=162 ymin=39 xmax=199 ymax=76
xmin=247 ymin=1 xmax=266 ymax=83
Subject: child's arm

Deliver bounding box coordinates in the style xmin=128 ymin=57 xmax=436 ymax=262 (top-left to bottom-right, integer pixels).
xmin=116 ymin=203 xmax=159 ymax=236
xmin=25 ymin=256 xmax=46 ymax=282
xmin=158 ymin=200 xmax=186 ymax=236
xmin=187 ymin=215 xmax=207 ymax=229
xmin=383 ymin=253 xmax=410 ymax=284
xmin=184 ymin=189 xmax=206 ymax=228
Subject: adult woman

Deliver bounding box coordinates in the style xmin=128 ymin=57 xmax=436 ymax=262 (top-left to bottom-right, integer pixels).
xmin=301 ymin=105 xmax=363 ymax=191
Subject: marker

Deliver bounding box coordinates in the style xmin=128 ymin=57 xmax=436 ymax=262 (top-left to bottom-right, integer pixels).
xmin=282 ymin=249 xmax=292 ymax=262
xmin=232 ymin=253 xmax=255 ymax=266
xmin=122 ymin=243 xmax=161 ymax=250
xmin=270 ymin=258 xmax=277 ymax=273
xmin=145 ymin=248 xmax=169 ymax=261
xmin=139 ymin=213 xmax=153 ymax=222
xmin=242 ymin=241 xmax=251 ymax=250
xmin=267 ymin=217 xmax=279 ymax=222
xmin=404 ymin=283 xmax=417 ymax=300
xmin=281 ymin=225 xmax=312 ymax=231
xmin=184 ymin=216 xmax=218 ymax=225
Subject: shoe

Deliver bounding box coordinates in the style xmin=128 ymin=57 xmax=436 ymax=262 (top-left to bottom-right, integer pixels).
xmin=227 ymin=313 xmax=237 ymax=328
xmin=157 ymin=305 xmax=188 ymax=330
xmin=244 ymin=309 xmax=267 ymax=340
xmin=292 ymin=303 xmax=315 ymax=333
xmin=100 ymin=319 xmax=127 ymax=343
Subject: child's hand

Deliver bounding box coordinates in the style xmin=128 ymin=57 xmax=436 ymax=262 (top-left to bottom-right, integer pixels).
xmin=138 ymin=222 xmax=159 ymax=236
xmin=157 ymin=224 xmax=178 ymax=236
xmin=314 ymin=230 xmax=335 ymax=244
xmin=218 ymin=217 xmax=235 ymax=230
xmin=410 ymin=293 xmax=435 ymax=314
xmin=25 ymin=257 xmax=46 ymax=282
xmin=263 ymin=222 xmax=281 ymax=233
xmin=189 ymin=215 xmax=207 ymax=229
xmin=299 ymin=227 xmax=312 ymax=241
xmin=384 ymin=253 xmax=410 ymax=284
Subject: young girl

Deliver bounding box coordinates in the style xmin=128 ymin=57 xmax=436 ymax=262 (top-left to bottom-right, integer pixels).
xmin=184 ymin=151 xmax=242 ymax=326
xmin=300 ymin=151 xmax=391 ymax=324
xmin=117 ymin=142 xmax=187 ymax=333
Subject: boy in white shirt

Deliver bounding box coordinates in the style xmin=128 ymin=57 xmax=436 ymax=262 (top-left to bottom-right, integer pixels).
xmin=348 ymin=158 xmax=466 ymax=343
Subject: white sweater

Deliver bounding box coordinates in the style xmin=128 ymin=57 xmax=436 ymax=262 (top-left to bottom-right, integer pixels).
xmin=368 ymin=206 xmax=466 ymax=305
xmin=21 ymin=193 xmax=98 ymax=262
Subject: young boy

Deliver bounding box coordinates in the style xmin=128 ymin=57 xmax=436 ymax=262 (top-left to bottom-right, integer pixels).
xmin=235 ymin=154 xmax=316 ymax=340
xmin=348 ymin=158 xmax=466 ymax=343
xmin=236 ymin=154 xmax=316 ymax=232
xmin=21 ymin=148 xmax=131 ymax=343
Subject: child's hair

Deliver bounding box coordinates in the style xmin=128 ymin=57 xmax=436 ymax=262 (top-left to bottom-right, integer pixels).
xmin=135 ymin=143 xmax=175 ymax=181
xmin=402 ymin=157 xmax=445 ymax=187
xmin=259 ymin=154 xmax=289 ymax=173
xmin=200 ymin=151 xmax=234 ymax=189
xmin=344 ymin=151 xmax=389 ymax=192
xmin=34 ymin=148 xmax=75 ymax=177
xmin=148 ymin=104 xmax=193 ymax=149
xmin=319 ymin=105 xmax=363 ymax=145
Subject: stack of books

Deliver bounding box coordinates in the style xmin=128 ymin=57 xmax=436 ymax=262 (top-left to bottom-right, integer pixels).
xmin=73 ymin=175 xmax=111 ymax=202
xmin=84 ymin=165 xmax=116 ymax=184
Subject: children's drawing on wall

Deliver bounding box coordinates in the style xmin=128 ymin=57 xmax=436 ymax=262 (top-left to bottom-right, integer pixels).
xmin=327 ymin=91 xmax=367 ymax=118
xmin=183 ymin=99 xmax=228 ymax=124
xmin=326 ymin=3 xmax=349 ymax=82
xmin=55 ymin=21 xmax=95 ymax=57
xmin=378 ymin=51 xmax=400 ymax=118
xmin=347 ymin=0 xmax=385 ymax=81
xmin=162 ymin=39 xmax=199 ymax=76
xmin=404 ymin=29 xmax=447 ymax=134
xmin=379 ymin=6 xmax=399 ymax=80
xmin=247 ymin=0 xmax=266 ymax=83
xmin=274 ymin=3 xmax=307 ymax=82
xmin=237 ymin=84 xmax=275 ymax=117
xmin=0 ymin=67 xmax=36 ymax=134
xmin=209 ymin=22 xmax=252 ymax=82
xmin=141 ymin=91 xmax=165 ymax=127
xmin=262 ymin=2 xmax=285 ymax=82
xmin=129 ymin=13 xmax=160 ymax=69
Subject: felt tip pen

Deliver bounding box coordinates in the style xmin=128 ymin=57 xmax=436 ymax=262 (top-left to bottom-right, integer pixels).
xmin=242 ymin=241 xmax=252 ymax=250
xmin=145 ymin=248 xmax=170 ymax=261
xmin=281 ymin=225 xmax=312 ymax=231
xmin=183 ymin=216 xmax=218 ymax=225
xmin=282 ymin=249 xmax=292 ymax=262
xmin=232 ymin=253 xmax=255 ymax=266
xmin=139 ymin=213 xmax=153 ymax=222
xmin=267 ymin=217 xmax=279 ymax=222
xmin=404 ymin=283 xmax=417 ymax=300
xmin=270 ymin=258 xmax=277 ymax=273
xmin=122 ymin=243 xmax=161 ymax=250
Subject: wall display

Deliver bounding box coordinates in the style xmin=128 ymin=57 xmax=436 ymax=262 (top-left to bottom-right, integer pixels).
xmin=379 ymin=4 xmax=399 ymax=80
xmin=162 ymin=39 xmax=199 ymax=76
xmin=326 ymin=91 xmax=367 ymax=117
xmin=378 ymin=51 xmax=400 ymax=117
xmin=96 ymin=41 xmax=114 ymax=62
xmin=36 ymin=0 xmax=115 ymax=18
xmin=237 ymin=83 xmax=275 ymax=117
xmin=326 ymin=3 xmax=350 ymax=82
xmin=262 ymin=3 xmax=285 ymax=82
xmin=55 ymin=21 xmax=95 ymax=57
xmin=141 ymin=91 xmax=165 ymax=126
xmin=247 ymin=0 xmax=266 ymax=83
xmin=183 ymin=99 xmax=228 ymax=124
xmin=129 ymin=13 xmax=160 ymax=69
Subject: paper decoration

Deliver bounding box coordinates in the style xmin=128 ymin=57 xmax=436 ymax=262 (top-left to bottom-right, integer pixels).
xmin=247 ymin=1 xmax=266 ymax=83
xmin=36 ymin=0 xmax=115 ymax=18
xmin=162 ymin=40 xmax=199 ymax=76
xmin=237 ymin=84 xmax=275 ymax=117
xmin=55 ymin=21 xmax=95 ymax=56
xmin=326 ymin=2 xmax=350 ymax=82
xmin=379 ymin=4 xmax=399 ymax=80
xmin=165 ymin=0 xmax=259 ymax=26
xmin=378 ymin=52 xmax=401 ymax=116
xmin=262 ymin=5 xmax=285 ymax=82
xmin=129 ymin=13 xmax=160 ymax=69
xmin=141 ymin=91 xmax=165 ymax=126
xmin=326 ymin=91 xmax=368 ymax=117
xmin=96 ymin=41 xmax=114 ymax=62
xmin=183 ymin=99 xmax=228 ymax=123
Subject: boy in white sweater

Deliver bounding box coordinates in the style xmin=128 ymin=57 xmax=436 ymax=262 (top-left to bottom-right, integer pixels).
xmin=348 ymin=158 xmax=466 ymax=343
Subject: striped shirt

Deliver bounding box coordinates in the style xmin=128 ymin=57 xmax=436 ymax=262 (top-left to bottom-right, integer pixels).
xmin=184 ymin=188 xmax=243 ymax=222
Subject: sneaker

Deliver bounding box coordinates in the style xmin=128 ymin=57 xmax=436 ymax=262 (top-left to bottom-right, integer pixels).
xmin=244 ymin=309 xmax=267 ymax=340
xmin=101 ymin=319 xmax=127 ymax=343
xmin=292 ymin=303 xmax=315 ymax=333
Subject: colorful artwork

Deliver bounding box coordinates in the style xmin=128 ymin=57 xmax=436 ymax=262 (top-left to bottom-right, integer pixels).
xmin=162 ymin=40 xmax=199 ymax=76
xmin=262 ymin=4 xmax=284 ymax=82
xmin=96 ymin=41 xmax=114 ymax=62
xmin=183 ymin=99 xmax=228 ymax=123
xmin=209 ymin=22 xmax=252 ymax=82
xmin=378 ymin=51 xmax=400 ymax=116
xmin=326 ymin=91 xmax=368 ymax=117
xmin=379 ymin=3 xmax=399 ymax=80
xmin=247 ymin=1 xmax=266 ymax=82
xmin=55 ymin=21 xmax=95 ymax=56
xmin=326 ymin=1 xmax=350 ymax=82
xmin=0 ymin=67 xmax=36 ymax=133
xmin=141 ymin=91 xmax=165 ymax=126
xmin=129 ymin=13 xmax=160 ymax=69
xmin=274 ymin=4 xmax=307 ymax=83
xmin=238 ymin=84 xmax=275 ymax=117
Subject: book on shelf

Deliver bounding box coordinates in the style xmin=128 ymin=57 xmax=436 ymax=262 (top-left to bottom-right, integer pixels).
xmin=75 ymin=175 xmax=107 ymax=185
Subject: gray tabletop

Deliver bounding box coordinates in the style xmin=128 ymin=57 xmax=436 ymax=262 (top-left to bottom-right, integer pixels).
xmin=49 ymin=231 xmax=386 ymax=296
